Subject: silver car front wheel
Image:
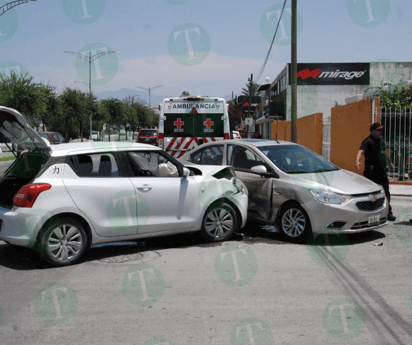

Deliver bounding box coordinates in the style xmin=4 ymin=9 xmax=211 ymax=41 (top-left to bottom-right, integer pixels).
xmin=279 ymin=204 xmax=311 ymax=243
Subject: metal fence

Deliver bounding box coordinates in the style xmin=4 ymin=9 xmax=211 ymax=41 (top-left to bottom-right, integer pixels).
xmin=376 ymin=109 xmax=411 ymax=182
xmin=322 ymin=123 xmax=331 ymax=160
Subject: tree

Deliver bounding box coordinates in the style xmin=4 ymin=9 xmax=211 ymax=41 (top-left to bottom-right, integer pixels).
xmin=57 ymin=87 xmax=89 ymax=141
xmin=100 ymin=97 xmax=126 ymax=140
xmin=0 ymin=72 xmax=38 ymax=116
xmin=227 ymin=98 xmax=242 ymax=131
xmin=122 ymin=95 xmax=146 ymax=137
xmin=241 ymin=82 xmax=260 ymax=96
xmin=180 ymin=91 xmax=190 ymax=97
xmin=0 ymin=73 xmax=63 ymax=132
xmin=30 ymin=83 xmax=61 ymax=131
xmin=380 ymin=86 xmax=412 ymax=111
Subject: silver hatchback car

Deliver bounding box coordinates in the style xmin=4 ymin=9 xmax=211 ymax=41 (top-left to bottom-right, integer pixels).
xmin=0 ymin=107 xmax=248 ymax=266
xmin=179 ymin=139 xmax=389 ymax=243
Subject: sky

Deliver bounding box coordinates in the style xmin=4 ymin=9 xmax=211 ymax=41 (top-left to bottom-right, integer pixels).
xmin=0 ymin=0 xmax=411 ymax=100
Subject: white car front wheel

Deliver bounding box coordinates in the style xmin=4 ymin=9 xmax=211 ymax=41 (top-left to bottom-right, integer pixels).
xmin=201 ymin=201 xmax=238 ymax=242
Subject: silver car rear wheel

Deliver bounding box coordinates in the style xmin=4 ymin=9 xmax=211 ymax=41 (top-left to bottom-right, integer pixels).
xmin=201 ymin=202 xmax=238 ymax=242
xmin=48 ymin=225 xmax=83 ymax=261
xmin=279 ymin=204 xmax=311 ymax=243
xmin=39 ymin=217 xmax=88 ymax=266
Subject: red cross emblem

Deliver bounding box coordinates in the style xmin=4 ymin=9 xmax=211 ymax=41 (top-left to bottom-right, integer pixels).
xmin=174 ymin=118 xmax=184 ymax=129
xmin=204 ymin=118 xmax=214 ymax=129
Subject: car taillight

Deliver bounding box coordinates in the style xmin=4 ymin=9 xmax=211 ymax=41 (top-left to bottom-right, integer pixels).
xmin=224 ymin=133 xmax=230 ymax=140
xmin=13 ymin=183 xmax=52 ymax=208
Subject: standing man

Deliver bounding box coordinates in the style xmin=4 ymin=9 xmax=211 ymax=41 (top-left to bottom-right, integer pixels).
xmin=356 ymin=122 xmax=396 ymax=221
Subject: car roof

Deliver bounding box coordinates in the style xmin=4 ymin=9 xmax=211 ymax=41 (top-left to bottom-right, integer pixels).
xmin=200 ymin=139 xmax=299 ymax=147
xmin=49 ymin=142 xmax=161 ymax=157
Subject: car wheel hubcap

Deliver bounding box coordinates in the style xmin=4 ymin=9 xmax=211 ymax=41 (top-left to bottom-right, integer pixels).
xmin=47 ymin=224 xmax=83 ymax=261
xmin=282 ymin=209 xmax=306 ymax=237
xmin=205 ymin=208 xmax=233 ymax=239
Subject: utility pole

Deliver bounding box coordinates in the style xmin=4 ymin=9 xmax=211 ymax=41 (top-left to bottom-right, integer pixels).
xmin=247 ymin=74 xmax=253 ymax=138
xmin=291 ymin=0 xmax=298 ymax=143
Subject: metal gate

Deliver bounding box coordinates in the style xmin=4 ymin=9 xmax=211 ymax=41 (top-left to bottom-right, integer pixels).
xmin=375 ymin=109 xmax=411 ymax=182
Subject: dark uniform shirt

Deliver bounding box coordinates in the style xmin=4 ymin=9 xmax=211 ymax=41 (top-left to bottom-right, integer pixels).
xmin=360 ymin=135 xmax=386 ymax=170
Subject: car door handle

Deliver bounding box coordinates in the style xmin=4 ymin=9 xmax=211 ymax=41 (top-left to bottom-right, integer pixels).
xmin=136 ymin=184 xmax=152 ymax=191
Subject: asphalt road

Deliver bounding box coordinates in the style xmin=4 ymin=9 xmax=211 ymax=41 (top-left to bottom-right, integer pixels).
xmin=0 ymin=197 xmax=411 ymax=345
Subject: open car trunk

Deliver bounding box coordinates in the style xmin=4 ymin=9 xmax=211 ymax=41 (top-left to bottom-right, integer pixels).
xmin=0 ymin=152 xmax=48 ymax=209
xmin=0 ymin=107 xmax=51 ymax=208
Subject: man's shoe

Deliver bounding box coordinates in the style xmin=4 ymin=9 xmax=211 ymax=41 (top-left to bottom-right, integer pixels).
xmin=387 ymin=213 xmax=396 ymax=222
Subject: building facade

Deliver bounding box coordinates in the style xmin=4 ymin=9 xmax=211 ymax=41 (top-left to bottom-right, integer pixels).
xmin=257 ymin=61 xmax=412 ymax=141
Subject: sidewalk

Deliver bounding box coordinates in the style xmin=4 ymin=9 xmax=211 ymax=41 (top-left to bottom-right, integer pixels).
xmin=390 ymin=184 xmax=412 ymax=197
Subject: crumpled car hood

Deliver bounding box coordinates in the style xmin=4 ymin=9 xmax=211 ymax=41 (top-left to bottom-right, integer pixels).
xmin=187 ymin=164 xmax=231 ymax=177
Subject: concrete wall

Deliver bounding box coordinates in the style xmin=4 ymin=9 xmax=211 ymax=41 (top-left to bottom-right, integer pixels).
xmin=330 ymin=97 xmax=380 ymax=174
xmin=271 ymin=113 xmax=323 ymax=155
xmin=282 ymin=62 xmax=412 ymax=124
xmin=286 ymin=84 xmax=365 ymax=122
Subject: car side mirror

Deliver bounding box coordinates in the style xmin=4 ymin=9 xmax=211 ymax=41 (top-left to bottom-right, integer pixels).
xmin=182 ymin=167 xmax=190 ymax=177
xmin=251 ymin=165 xmax=267 ymax=174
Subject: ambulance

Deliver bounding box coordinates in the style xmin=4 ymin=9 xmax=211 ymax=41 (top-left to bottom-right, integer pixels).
xmin=158 ymin=95 xmax=231 ymax=158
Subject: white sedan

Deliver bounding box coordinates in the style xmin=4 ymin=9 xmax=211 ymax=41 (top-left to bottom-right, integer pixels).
xmin=0 ymin=106 xmax=248 ymax=266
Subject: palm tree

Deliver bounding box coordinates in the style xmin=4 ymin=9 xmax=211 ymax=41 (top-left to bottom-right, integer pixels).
xmin=180 ymin=91 xmax=190 ymax=97
xmin=241 ymin=82 xmax=260 ymax=96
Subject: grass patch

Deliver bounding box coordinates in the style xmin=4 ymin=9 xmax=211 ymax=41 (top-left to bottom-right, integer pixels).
xmin=0 ymin=155 xmax=16 ymax=162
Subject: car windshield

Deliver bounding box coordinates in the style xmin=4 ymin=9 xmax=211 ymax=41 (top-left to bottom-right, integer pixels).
xmin=258 ymin=145 xmax=339 ymax=174
xmin=140 ymin=130 xmax=156 ymax=136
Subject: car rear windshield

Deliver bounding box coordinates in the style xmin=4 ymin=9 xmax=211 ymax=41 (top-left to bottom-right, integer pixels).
xmin=140 ymin=130 xmax=157 ymax=136
xmin=258 ymin=145 xmax=339 ymax=174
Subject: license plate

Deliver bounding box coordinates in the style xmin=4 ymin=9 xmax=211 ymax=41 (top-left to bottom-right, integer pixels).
xmin=368 ymin=214 xmax=380 ymax=225
xmin=145 ymin=138 xmax=150 ymax=142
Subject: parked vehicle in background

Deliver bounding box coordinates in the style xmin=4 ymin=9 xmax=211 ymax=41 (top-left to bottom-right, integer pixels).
xmin=238 ymin=129 xmax=247 ymax=139
xmin=37 ymin=131 xmax=68 ymax=144
xmin=137 ymin=129 xmax=159 ymax=146
xmin=91 ymin=131 xmax=100 ymax=141
xmin=0 ymin=106 xmax=248 ymax=267
xmin=158 ymin=95 xmax=231 ymax=158
xmin=179 ymin=139 xmax=389 ymax=243
xmin=232 ymin=131 xmax=241 ymax=139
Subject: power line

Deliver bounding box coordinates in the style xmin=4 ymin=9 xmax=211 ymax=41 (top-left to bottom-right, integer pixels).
xmin=255 ymin=0 xmax=288 ymax=83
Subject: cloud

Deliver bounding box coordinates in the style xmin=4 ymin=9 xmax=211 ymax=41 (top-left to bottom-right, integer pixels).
xmin=30 ymin=53 xmax=284 ymax=97
xmin=112 ymin=53 xmax=284 ymax=96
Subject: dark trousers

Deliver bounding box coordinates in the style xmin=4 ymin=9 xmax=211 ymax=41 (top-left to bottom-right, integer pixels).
xmin=363 ymin=168 xmax=392 ymax=214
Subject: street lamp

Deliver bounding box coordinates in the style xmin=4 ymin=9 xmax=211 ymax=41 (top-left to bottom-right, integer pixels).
xmin=65 ymin=49 xmax=116 ymax=139
xmin=0 ymin=0 xmax=36 ymax=17
xmin=136 ymin=85 xmax=163 ymax=108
